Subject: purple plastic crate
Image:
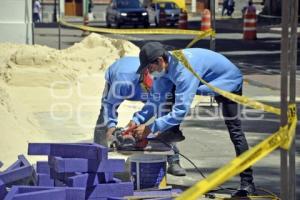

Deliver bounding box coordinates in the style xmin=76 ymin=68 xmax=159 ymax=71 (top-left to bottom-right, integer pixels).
xmin=0 ymin=179 xmax=7 ymax=200
xmin=36 ymin=162 xmax=50 ymax=174
xmin=51 ymin=157 xmax=125 ymax=173
xmin=28 ymin=143 xmax=108 ymax=160
xmin=0 ymin=155 xmax=34 ymax=185
xmin=86 ymin=182 xmax=134 ymax=199
xmin=4 ymin=186 xmax=85 ymax=200
xmin=37 ymin=174 xmax=54 ymax=187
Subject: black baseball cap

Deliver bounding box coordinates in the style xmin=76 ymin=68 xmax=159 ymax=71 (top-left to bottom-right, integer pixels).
xmin=136 ymin=42 xmax=166 ymax=74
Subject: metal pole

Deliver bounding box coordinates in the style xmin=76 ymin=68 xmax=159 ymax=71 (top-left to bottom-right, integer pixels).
xmin=25 ymin=0 xmax=30 ymax=44
xmin=288 ymin=0 xmax=298 ymax=199
xmin=53 ymin=0 xmax=57 ymax=22
xmin=280 ymin=0 xmax=290 ymax=199
xmin=209 ymin=0 xmax=215 ymax=51
xmin=58 ymin=0 xmax=61 ymax=50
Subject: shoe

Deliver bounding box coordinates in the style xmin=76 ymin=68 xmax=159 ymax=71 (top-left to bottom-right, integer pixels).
xmin=167 ymin=161 xmax=186 ymax=176
xmin=232 ymin=182 xmax=256 ymax=197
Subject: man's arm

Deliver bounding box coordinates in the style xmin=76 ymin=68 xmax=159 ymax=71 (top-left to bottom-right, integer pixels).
xmin=131 ymin=77 xmax=173 ymax=125
xmin=148 ymin=69 xmax=200 ymax=134
xmin=101 ymin=82 xmax=125 ymax=129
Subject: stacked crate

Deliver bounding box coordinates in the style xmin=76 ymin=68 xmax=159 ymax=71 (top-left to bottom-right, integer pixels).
xmin=1 ymin=143 xmax=134 ymax=200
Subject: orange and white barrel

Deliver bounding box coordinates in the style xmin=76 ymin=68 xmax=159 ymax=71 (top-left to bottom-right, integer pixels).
xmin=201 ymin=9 xmax=211 ymax=31
xmin=243 ymin=8 xmax=257 ymax=40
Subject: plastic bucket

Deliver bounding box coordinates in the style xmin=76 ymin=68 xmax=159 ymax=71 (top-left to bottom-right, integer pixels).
xmin=130 ymin=154 xmax=167 ymax=190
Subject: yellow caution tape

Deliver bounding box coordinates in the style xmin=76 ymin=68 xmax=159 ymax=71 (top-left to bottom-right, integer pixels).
xmin=172 ymin=50 xmax=297 ymax=200
xmin=281 ymin=103 xmax=297 ymax=150
xmin=172 ymin=50 xmax=281 ymax=115
xmin=59 ymin=19 xmax=215 ymax=48
xmin=186 ymin=29 xmax=216 ymax=48
xmin=176 ymin=125 xmax=289 ymax=200
xmin=288 ymin=103 xmax=297 ymax=123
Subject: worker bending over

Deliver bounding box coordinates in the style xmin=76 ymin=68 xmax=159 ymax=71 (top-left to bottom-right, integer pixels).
xmin=94 ymin=56 xmax=186 ymax=176
xmin=129 ymin=42 xmax=255 ymax=197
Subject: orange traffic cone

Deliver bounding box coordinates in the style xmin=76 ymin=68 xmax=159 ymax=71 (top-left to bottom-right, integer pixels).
xmin=201 ymin=9 xmax=211 ymax=31
xmin=178 ymin=10 xmax=188 ymax=29
xmin=243 ymin=8 xmax=257 ymax=40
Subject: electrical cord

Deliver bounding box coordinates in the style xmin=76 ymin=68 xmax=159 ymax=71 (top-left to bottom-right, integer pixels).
xmin=151 ymin=138 xmax=281 ymax=199
xmin=152 ymin=138 xmax=232 ymax=193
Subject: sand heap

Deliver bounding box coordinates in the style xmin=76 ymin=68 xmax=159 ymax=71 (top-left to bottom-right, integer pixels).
xmin=1 ymin=33 xmax=139 ymax=87
xmin=0 ymin=33 xmax=140 ymax=168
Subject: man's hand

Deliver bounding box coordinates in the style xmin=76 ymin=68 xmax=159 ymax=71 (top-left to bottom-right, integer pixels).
xmin=126 ymin=120 xmax=136 ymax=128
xmin=133 ymin=124 xmax=151 ymax=140
xmin=106 ymin=127 xmax=116 ymax=142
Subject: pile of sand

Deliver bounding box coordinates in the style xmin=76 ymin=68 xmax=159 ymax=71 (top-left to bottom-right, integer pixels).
xmin=0 ymin=33 xmax=140 ymax=168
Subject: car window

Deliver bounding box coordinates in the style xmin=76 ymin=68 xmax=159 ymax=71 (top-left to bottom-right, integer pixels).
xmin=165 ymin=2 xmax=178 ymax=9
xmin=116 ymin=0 xmax=142 ymax=9
xmin=158 ymin=2 xmax=178 ymax=9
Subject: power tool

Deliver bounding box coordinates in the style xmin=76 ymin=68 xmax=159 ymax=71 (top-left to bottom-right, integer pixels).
xmin=110 ymin=126 xmax=148 ymax=151
xmin=110 ymin=126 xmax=185 ymax=151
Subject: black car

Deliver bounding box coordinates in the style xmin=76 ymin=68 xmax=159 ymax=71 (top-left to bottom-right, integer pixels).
xmin=106 ymin=0 xmax=150 ymax=28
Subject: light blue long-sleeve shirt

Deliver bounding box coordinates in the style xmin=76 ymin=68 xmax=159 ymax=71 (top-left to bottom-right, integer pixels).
xmin=132 ymin=48 xmax=243 ymax=134
xmin=102 ymin=57 xmax=149 ymax=128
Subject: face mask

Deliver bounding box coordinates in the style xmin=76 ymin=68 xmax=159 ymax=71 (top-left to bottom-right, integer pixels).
xmin=151 ymin=69 xmax=165 ymax=78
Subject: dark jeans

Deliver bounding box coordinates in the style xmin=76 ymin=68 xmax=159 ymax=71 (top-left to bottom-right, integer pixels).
xmin=94 ymin=82 xmax=110 ymax=147
xmin=33 ymin=13 xmax=40 ymax=23
xmin=214 ymin=89 xmax=253 ymax=184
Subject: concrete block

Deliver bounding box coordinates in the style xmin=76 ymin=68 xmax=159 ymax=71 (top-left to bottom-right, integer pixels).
xmin=0 ymin=162 xmax=34 ymax=185
xmin=3 ymin=154 xmax=30 ymax=172
xmin=0 ymin=179 xmax=7 ymax=200
xmin=18 ymin=155 xmax=31 ymax=166
xmin=36 ymin=162 xmax=50 ymax=174
xmin=28 ymin=143 xmax=108 ymax=160
xmin=67 ymin=173 xmax=99 ymax=188
xmin=97 ymin=172 xmax=114 ymax=183
xmin=67 ymin=172 xmax=118 ymax=187
xmin=86 ymin=182 xmax=134 ymax=199
xmin=52 ymin=157 xmax=125 ymax=173
xmin=49 ymin=168 xmax=77 ymax=182
xmin=54 ymin=179 xmax=66 ymax=187
xmin=5 ymin=160 xmax=22 ymax=172
xmin=65 ymin=187 xmax=86 ymax=200
xmin=4 ymin=186 xmax=85 ymax=200
xmin=37 ymin=174 xmax=54 ymax=187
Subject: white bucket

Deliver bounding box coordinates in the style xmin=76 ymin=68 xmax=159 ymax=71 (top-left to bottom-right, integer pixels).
xmin=129 ymin=154 xmax=167 ymax=190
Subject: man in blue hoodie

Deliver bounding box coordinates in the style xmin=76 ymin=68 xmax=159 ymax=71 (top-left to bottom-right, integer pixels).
xmin=93 ymin=56 xmax=186 ymax=176
xmin=129 ymin=42 xmax=255 ymax=197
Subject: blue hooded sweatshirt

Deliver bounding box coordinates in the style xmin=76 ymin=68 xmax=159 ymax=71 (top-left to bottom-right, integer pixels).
xmin=102 ymin=56 xmax=149 ymax=128
xmin=132 ymin=48 xmax=243 ymax=134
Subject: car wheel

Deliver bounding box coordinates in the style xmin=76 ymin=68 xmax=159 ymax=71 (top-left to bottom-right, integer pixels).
xmin=170 ymin=22 xmax=175 ymax=27
xmin=116 ymin=22 xmax=122 ymax=28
